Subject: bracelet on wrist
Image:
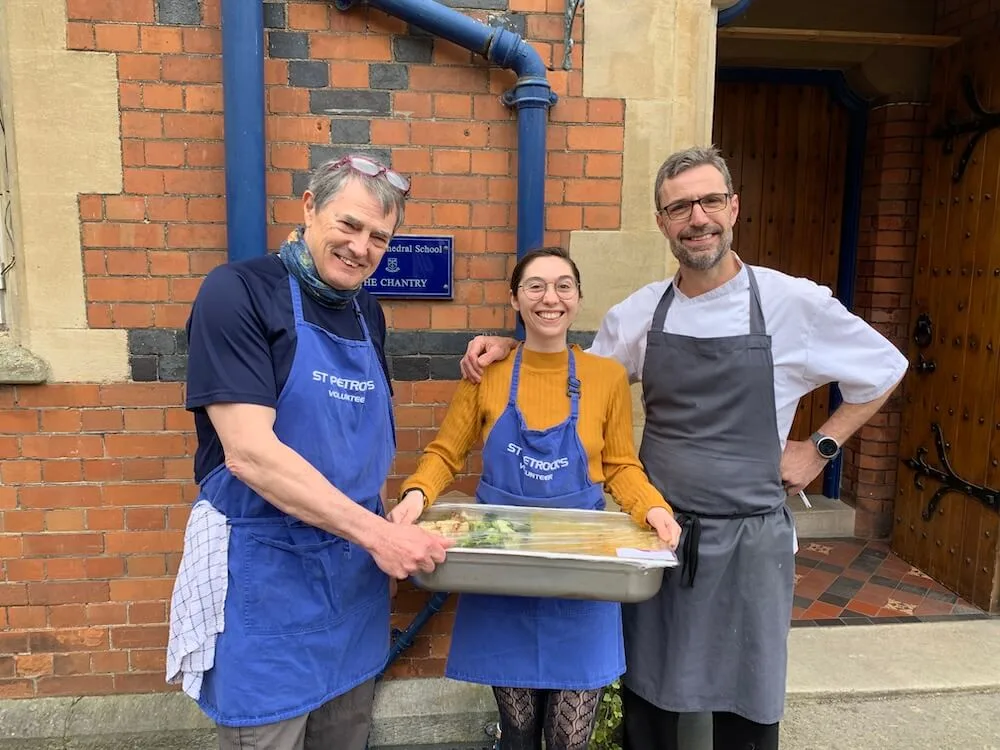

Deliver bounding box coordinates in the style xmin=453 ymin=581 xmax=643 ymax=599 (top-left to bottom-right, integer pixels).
xmin=402 ymin=489 xmax=425 ymax=505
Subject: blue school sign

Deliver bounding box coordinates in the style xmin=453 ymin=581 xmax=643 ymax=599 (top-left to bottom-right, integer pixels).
xmin=364 ymin=234 xmax=454 ymax=300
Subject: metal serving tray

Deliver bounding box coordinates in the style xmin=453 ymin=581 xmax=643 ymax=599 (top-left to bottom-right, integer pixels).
xmin=411 ymin=548 xmax=672 ymax=603
xmin=410 ymin=504 xmax=677 ymax=604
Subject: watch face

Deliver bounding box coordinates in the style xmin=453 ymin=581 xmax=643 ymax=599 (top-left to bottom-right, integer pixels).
xmin=817 ymin=437 xmax=839 ymax=458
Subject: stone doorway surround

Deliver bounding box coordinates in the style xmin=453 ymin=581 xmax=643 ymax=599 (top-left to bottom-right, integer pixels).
xmin=0 ymin=0 xmax=128 ymax=384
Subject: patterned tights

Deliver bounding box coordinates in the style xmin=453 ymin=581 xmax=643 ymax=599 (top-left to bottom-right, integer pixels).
xmin=492 ymin=686 xmax=603 ymax=750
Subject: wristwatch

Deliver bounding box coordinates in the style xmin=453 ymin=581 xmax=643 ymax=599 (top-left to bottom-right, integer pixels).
xmin=810 ymin=431 xmax=841 ymax=460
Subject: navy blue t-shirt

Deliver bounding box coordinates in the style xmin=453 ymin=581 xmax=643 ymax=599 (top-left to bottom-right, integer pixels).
xmin=185 ymin=254 xmax=391 ymax=483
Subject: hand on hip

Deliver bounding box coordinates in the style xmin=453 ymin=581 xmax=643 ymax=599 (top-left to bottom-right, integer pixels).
xmin=780 ymin=439 xmax=828 ymax=495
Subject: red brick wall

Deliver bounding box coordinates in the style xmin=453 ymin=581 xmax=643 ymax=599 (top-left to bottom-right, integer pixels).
xmin=0 ymin=0 xmax=624 ymax=697
xmin=935 ymin=0 xmax=1000 ymax=35
xmin=841 ymin=103 xmax=926 ymax=538
xmin=0 ymin=383 xmax=194 ymax=697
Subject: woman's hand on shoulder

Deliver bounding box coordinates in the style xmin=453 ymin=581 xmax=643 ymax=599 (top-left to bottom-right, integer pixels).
xmin=388 ymin=490 xmax=426 ymax=525
xmin=645 ymin=506 xmax=682 ymax=551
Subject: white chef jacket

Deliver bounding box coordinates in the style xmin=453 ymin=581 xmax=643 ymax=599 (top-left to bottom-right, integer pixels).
xmin=589 ymin=263 xmax=909 ymax=449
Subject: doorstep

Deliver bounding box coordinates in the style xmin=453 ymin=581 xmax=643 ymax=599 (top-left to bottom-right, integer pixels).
xmin=789 ymin=493 xmax=855 ymax=538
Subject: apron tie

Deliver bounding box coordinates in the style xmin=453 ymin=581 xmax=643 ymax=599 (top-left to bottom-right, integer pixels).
xmin=677 ymin=513 xmax=701 ymax=588
xmin=673 ymin=505 xmax=786 ymax=589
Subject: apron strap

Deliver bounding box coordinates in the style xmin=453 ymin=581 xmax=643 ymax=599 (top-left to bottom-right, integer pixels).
xmin=650 ymin=283 xmax=676 ymax=333
xmin=350 ymin=297 xmax=371 ymax=342
xmin=745 ymin=265 xmax=767 ymax=336
xmin=288 ymin=275 xmax=371 ymax=342
xmin=288 ymin=275 xmax=306 ymax=326
xmin=650 ymin=264 xmax=768 ymax=337
xmin=567 ymin=346 xmax=581 ymax=422
xmin=506 ymin=346 xmax=582 ymax=417
xmin=507 ymin=346 xmax=524 ymax=408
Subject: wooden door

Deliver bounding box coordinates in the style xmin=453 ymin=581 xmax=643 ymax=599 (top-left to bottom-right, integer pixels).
xmin=893 ymin=33 xmax=1000 ymax=614
xmin=713 ymin=80 xmax=850 ymax=495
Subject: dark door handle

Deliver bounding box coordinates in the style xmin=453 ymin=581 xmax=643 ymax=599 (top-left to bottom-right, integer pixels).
xmin=914 ymin=313 xmax=933 ymax=348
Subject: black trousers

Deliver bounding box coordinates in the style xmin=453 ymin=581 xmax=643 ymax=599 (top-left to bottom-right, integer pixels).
xmin=621 ymin=685 xmax=780 ymax=750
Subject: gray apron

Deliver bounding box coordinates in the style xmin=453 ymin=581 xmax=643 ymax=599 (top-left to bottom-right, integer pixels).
xmin=622 ymin=265 xmax=795 ymax=726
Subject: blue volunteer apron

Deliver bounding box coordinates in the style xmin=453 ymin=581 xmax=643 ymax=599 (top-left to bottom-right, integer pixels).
xmin=445 ymin=346 xmax=625 ymax=690
xmin=197 ymin=275 xmax=395 ymax=727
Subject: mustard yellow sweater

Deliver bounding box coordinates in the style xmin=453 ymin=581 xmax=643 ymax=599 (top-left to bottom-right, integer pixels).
xmin=400 ymin=345 xmax=671 ymax=527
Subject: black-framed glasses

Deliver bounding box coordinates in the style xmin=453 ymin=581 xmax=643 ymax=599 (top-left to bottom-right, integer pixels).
xmin=327 ymin=155 xmax=411 ymax=195
xmin=518 ymin=276 xmax=579 ymax=301
xmin=658 ymin=192 xmax=731 ymax=222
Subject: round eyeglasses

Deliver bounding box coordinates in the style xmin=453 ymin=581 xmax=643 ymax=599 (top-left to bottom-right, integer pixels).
xmin=326 ymin=155 xmax=411 ymax=195
xmin=518 ymin=276 xmax=579 ymax=301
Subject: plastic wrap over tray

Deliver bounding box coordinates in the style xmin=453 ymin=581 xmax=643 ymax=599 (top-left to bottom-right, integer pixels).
xmin=410 ymin=503 xmax=678 ymax=603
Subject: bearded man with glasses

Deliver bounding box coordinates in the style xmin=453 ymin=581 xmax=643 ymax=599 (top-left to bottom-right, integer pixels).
xmin=167 ymin=155 xmax=452 ymax=750
xmin=461 ymin=146 xmax=908 ymax=750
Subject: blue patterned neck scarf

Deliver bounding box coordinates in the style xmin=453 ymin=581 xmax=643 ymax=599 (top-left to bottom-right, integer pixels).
xmin=278 ymin=227 xmax=359 ymax=309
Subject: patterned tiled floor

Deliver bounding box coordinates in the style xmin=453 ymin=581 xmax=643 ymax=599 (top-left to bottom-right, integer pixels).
xmin=792 ymin=538 xmax=991 ymax=627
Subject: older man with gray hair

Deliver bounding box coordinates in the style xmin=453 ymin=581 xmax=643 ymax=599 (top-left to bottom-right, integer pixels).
xmin=461 ymin=145 xmax=907 ymax=749
xmin=167 ymin=155 xmax=452 ymax=750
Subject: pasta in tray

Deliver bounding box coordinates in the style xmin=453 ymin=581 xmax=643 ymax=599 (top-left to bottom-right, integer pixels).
xmin=416 ymin=503 xmax=669 ymax=558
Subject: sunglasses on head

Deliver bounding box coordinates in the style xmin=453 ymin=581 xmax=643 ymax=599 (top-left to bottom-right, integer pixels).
xmin=327 ymin=155 xmax=411 ymax=195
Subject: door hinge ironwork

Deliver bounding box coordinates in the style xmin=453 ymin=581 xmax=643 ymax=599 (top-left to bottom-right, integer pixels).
xmin=931 ymin=75 xmax=1000 ymax=183
xmin=903 ymin=422 xmax=1000 ymax=519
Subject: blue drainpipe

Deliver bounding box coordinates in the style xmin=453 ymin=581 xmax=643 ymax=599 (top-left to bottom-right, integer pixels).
xmin=333 ymin=0 xmax=557 ymax=267
xmin=717 ymin=0 xmax=754 ymax=26
xmin=220 ymin=0 xmax=267 ymax=262
xmin=219 ymin=0 xmax=747 ymax=263
xmin=381 ymin=590 xmax=449 ymax=678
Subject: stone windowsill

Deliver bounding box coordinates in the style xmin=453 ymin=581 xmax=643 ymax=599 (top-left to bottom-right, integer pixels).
xmin=0 ymin=335 xmax=49 ymax=384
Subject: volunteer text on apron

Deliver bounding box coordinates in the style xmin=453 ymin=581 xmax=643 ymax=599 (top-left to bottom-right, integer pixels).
xmin=622 ymin=265 xmax=795 ymax=725
xmin=195 ymin=276 xmax=395 ymax=727
xmin=445 ymin=346 xmax=624 ymax=690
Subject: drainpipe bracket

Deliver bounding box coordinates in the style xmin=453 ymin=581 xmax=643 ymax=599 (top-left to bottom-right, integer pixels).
xmin=501 ymin=77 xmax=558 ymax=110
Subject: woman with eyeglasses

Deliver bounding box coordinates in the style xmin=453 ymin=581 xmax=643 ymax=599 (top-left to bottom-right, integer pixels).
xmin=169 ymin=155 xmax=452 ymax=750
xmin=389 ymin=247 xmax=682 ymax=750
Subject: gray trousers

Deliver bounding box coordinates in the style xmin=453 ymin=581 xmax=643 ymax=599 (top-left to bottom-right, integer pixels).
xmin=217 ymin=679 xmax=376 ymax=750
